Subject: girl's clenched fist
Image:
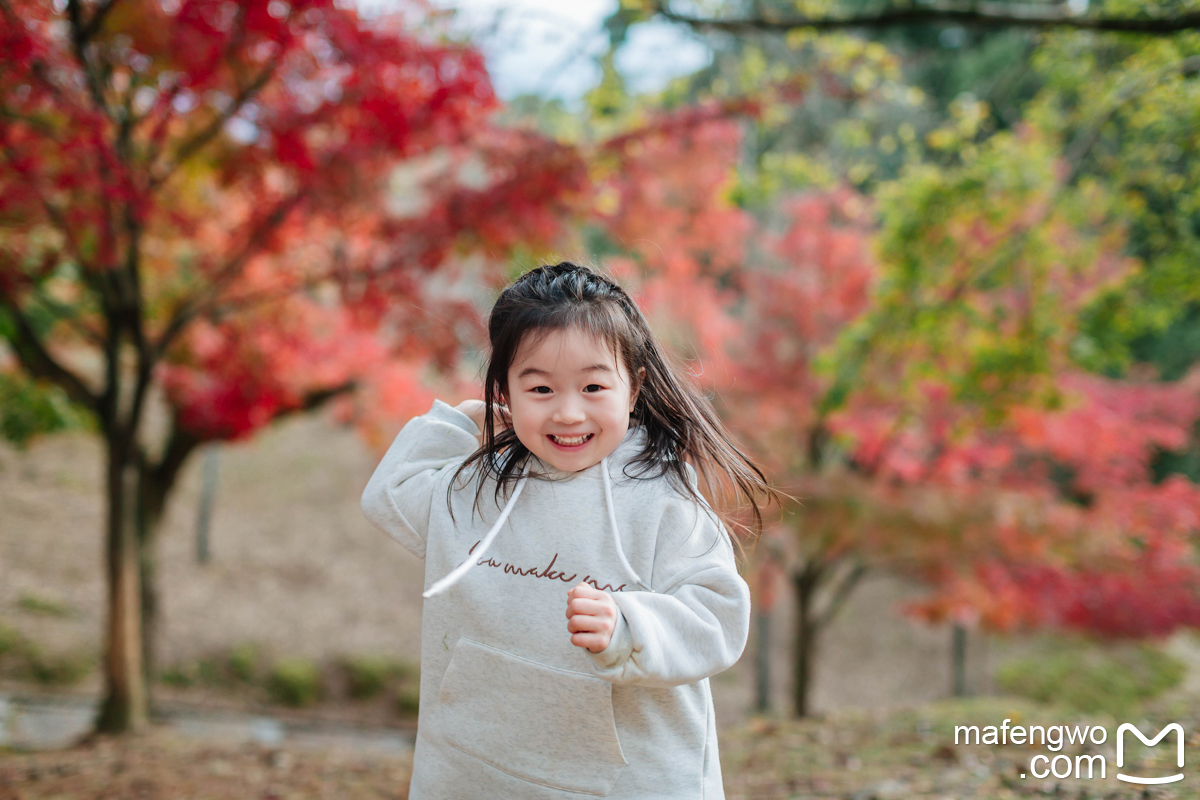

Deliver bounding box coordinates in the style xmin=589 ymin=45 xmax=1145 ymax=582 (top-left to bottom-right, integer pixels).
xmin=566 ymin=582 xmax=618 ymax=653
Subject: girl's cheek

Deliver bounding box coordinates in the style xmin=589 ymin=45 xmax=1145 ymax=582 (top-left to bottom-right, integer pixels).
xmin=509 ymin=424 xmax=534 ymax=451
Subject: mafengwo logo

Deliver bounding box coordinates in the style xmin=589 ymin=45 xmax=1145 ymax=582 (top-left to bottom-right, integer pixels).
xmin=1116 ymin=723 xmax=1184 ymax=785
xmin=954 ymin=719 xmax=1186 ymax=784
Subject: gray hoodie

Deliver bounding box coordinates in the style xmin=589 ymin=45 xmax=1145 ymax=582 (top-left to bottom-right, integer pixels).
xmin=361 ymin=399 xmax=751 ymax=799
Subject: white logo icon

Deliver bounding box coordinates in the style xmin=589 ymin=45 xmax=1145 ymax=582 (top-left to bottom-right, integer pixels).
xmin=1116 ymin=723 xmax=1184 ymax=785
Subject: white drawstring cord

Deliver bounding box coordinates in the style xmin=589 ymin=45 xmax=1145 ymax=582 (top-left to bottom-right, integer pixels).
xmin=601 ymin=454 xmax=654 ymax=592
xmin=423 ymin=460 xmax=531 ymax=598
xmin=424 ymin=449 xmax=652 ymax=598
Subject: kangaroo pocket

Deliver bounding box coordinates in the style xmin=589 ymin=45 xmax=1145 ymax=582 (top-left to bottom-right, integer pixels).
xmin=438 ymin=637 xmax=627 ymax=796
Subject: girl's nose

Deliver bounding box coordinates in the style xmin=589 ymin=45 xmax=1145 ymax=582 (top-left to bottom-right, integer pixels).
xmin=552 ymin=398 xmax=586 ymax=424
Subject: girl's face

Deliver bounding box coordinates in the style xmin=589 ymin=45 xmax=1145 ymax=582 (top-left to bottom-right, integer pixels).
xmin=504 ymin=326 xmax=644 ymax=473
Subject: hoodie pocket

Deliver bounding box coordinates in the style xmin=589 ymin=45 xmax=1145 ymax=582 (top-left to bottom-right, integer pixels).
xmin=439 ymin=637 xmax=627 ymax=796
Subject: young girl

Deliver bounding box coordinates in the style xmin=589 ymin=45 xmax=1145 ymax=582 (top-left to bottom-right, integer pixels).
xmin=362 ymin=262 xmax=780 ymax=799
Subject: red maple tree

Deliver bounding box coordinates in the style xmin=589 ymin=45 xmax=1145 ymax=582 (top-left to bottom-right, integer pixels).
xmin=0 ymin=0 xmax=586 ymax=732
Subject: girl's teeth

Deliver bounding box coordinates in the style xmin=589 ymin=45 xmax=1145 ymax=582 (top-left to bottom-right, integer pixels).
xmin=551 ymin=434 xmax=591 ymax=446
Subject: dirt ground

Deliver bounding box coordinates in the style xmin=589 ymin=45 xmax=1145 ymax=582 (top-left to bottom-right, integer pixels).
xmin=5 ymin=694 xmax=1200 ymax=799
xmin=0 ymin=729 xmax=415 ymax=800
xmin=0 ymin=409 xmax=1005 ymax=726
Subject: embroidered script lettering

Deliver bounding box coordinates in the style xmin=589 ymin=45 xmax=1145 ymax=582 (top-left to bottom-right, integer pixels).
xmin=466 ymin=541 xmax=626 ymax=591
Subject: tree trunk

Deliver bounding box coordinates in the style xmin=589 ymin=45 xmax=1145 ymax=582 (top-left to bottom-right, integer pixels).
xmin=138 ymin=476 xmax=166 ymax=710
xmin=94 ymin=444 xmax=148 ymax=732
xmin=195 ymin=445 xmax=219 ymax=564
xmin=137 ymin=423 xmax=201 ymax=709
xmin=952 ymin=623 xmax=968 ymax=697
xmin=792 ymin=568 xmax=819 ymax=718
xmin=754 ymin=608 xmax=772 ymax=713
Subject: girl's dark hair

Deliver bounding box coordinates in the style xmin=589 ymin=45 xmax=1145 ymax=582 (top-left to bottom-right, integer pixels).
xmin=447 ymin=261 xmax=783 ymax=545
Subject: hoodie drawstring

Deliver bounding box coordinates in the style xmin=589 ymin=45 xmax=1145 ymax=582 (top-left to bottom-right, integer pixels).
xmin=600 ymin=454 xmax=653 ymax=592
xmin=423 ymin=459 xmax=532 ymax=598
xmin=422 ymin=453 xmax=654 ymax=598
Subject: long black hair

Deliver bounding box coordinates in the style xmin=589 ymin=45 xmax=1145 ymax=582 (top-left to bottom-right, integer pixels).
xmin=447 ymin=261 xmax=783 ymax=543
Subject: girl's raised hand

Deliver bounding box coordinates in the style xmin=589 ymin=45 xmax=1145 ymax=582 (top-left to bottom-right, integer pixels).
xmin=454 ymin=399 xmax=509 ymax=442
xmin=565 ymin=582 xmax=618 ymax=653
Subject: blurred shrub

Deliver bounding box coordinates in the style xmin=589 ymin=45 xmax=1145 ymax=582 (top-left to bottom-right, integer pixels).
xmin=160 ymin=664 xmax=196 ymax=688
xmin=0 ymin=372 xmax=90 ymax=447
xmin=0 ymin=622 xmax=91 ymax=685
xmin=343 ymin=654 xmax=413 ymax=699
xmin=159 ymin=644 xmax=263 ymax=689
xmin=229 ymin=643 xmax=261 ymax=684
xmin=196 ymin=657 xmax=229 ymax=687
xmin=0 ymin=622 xmax=20 ymax=660
xmin=997 ymin=640 xmax=1184 ymax=715
xmin=268 ymin=657 xmax=322 ymax=707
xmin=395 ymin=684 xmax=420 ymax=717
xmin=28 ymin=648 xmax=92 ymax=685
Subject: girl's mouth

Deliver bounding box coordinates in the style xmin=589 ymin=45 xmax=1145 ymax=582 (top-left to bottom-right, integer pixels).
xmin=548 ymin=433 xmax=594 ymax=449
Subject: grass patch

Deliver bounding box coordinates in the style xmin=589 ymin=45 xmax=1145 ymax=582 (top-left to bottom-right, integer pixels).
xmin=0 ymin=622 xmax=21 ymax=659
xmin=267 ymin=657 xmax=322 ymax=707
xmin=189 ymin=656 xmax=227 ymax=687
xmin=338 ymin=652 xmax=419 ymax=715
xmin=342 ymin=654 xmax=413 ymax=700
xmin=27 ymin=648 xmax=93 ymax=685
xmin=996 ymin=637 xmax=1184 ymax=716
xmin=718 ymin=694 xmax=1200 ymax=799
xmin=160 ymin=664 xmax=196 ymax=688
xmin=228 ymin=642 xmax=261 ymax=684
xmin=16 ymin=592 xmax=72 ymax=617
xmin=394 ymin=684 xmax=420 ymax=716
xmin=0 ymin=622 xmax=92 ymax=685
xmin=158 ymin=643 xmax=265 ymax=690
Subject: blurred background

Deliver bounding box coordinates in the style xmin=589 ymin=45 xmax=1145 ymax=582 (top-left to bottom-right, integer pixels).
xmin=3 ymin=0 xmax=1200 ymax=796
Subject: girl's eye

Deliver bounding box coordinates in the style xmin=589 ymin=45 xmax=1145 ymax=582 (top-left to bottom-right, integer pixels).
xmin=585 ymin=384 xmax=604 ymax=393
xmin=532 ymin=386 xmax=551 ymax=394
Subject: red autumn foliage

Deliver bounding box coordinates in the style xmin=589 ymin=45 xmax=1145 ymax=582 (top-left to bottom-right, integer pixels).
xmin=591 ymin=104 xmax=1200 ymax=645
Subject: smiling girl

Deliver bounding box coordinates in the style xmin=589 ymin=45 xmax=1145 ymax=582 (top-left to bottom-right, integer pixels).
xmin=361 ymin=262 xmax=781 ymax=799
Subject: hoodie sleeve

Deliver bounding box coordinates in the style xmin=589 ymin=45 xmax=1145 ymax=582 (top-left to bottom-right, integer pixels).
xmin=586 ymin=489 xmax=751 ymax=688
xmin=360 ymin=399 xmax=480 ymax=560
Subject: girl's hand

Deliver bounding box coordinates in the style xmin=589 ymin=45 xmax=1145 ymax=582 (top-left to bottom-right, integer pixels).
xmin=454 ymin=399 xmax=509 ymax=441
xmin=566 ymin=582 xmax=618 ymax=653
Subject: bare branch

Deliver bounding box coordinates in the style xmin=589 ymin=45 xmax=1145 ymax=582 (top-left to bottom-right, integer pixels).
xmin=80 ymin=0 xmax=124 ymax=41
xmin=66 ymin=0 xmax=111 ymax=112
xmin=25 ymin=281 xmax=107 ymax=348
xmin=816 ymin=560 xmax=867 ymax=630
xmin=652 ymin=1 xmax=1200 ymax=34
xmin=147 ymin=63 xmax=276 ymax=190
xmin=0 ymin=291 xmax=100 ymax=411
xmin=152 ymin=190 xmax=308 ymax=356
xmin=146 ymin=4 xmax=275 ymax=190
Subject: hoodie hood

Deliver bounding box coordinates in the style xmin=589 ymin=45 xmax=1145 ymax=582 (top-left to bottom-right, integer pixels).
xmin=423 ymin=425 xmax=654 ymax=598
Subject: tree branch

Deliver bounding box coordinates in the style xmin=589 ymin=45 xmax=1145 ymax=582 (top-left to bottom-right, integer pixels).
xmin=147 ymin=64 xmax=275 ymax=191
xmin=146 ymin=3 xmax=275 ymax=191
xmin=80 ymin=0 xmax=124 ymax=41
xmin=24 ymin=280 xmax=107 ymax=348
xmin=152 ymin=190 xmax=308 ymax=357
xmin=0 ymin=291 xmax=100 ymax=411
xmin=66 ymin=0 xmax=111 ymax=113
xmin=816 ymin=560 xmax=867 ymax=630
xmin=652 ymin=1 xmax=1200 ymax=34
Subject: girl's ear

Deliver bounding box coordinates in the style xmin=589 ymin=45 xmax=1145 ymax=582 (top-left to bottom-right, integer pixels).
xmin=629 ymin=367 xmax=646 ymax=412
